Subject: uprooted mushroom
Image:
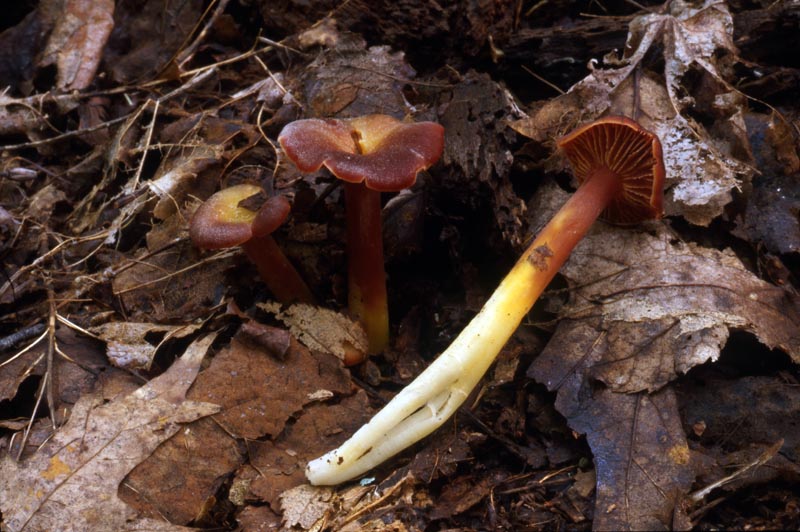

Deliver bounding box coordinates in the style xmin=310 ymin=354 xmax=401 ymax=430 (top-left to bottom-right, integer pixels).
xmin=305 ymin=116 xmax=666 ymax=485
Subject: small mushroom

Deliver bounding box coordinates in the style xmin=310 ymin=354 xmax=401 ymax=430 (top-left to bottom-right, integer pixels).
xmin=278 ymin=115 xmax=445 ymax=354
xmin=305 ymin=116 xmax=665 ymax=485
xmin=189 ymin=183 xmax=314 ymax=305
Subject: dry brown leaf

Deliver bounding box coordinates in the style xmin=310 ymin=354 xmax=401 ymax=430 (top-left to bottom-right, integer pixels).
xmin=188 ymin=332 xmax=353 ymax=440
xmin=512 ymin=0 xmax=753 ymax=226
xmin=242 ymin=391 xmax=372 ymax=508
xmin=40 ymin=0 xmax=115 ymax=90
xmin=92 ymin=321 xmax=200 ymax=370
xmin=294 ymin=38 xmax=415 ymax=118
xmin=0 ymin=334 xmax=219 ymax=532
xmin=120 ymin=416 xmax=245 ymax=525
xmin=566 ymin=388 xmax=695 ymax=531
xmin=530 ymin=182 xmax=799 ymax=395
xmin=526 ymin=180 xmax=799 ymax=530
xmin=117 ymin=330 xmax=353 ymax=524
xmin=260 ymin=302 xmax=368 ymax=364
xmin=536 ymin=299 xmax=698 ymax=530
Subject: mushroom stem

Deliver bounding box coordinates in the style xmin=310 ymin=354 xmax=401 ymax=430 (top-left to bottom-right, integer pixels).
xmin=306 ymin=167 xmax=622 ymax=486
xmin=242 ymin=235 xmax=315 ymax=305
xmin=344 ymin=182 xmax=389 ymax=354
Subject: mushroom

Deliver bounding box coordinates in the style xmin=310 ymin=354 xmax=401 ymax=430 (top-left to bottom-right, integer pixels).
xmin=278 ymin=115 xmax=445 ymax=354
xmin=189 ymin=183 xmax=314 ymax=305
xmin=305 ymin=116 xmax=665 ymax=485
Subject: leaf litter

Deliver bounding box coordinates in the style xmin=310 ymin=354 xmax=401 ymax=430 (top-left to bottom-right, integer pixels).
xmin=0 ymin=334 xmax=219 ymax=532
xmin=527 ymin=179 xmax=799 ymax=529
xmin=512 ymin=0 xmax=754 ymax=226
xmin=0 ymin=0 xmax=799 ymax=531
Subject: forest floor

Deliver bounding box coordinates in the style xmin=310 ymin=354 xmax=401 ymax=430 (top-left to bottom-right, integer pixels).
xmin=1 ymin=1 xmax=799 ymax=530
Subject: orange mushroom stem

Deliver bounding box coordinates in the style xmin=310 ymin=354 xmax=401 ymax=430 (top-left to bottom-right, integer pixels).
xmin=189 ymin=184 xmax=315 ymax=305
xmin=305 ymin=116 xmax=665 ymax=485
xmin=278 ymin=115 xmax=445 ymax=354
xmin=343 ymin=181 xmax=389 ymax=354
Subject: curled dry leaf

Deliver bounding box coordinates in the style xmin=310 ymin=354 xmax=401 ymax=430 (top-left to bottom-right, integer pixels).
xmin=512 ymin=0 xmax=753 ymax=226
xmin=0 ymin=334 xmax=219 ymax=532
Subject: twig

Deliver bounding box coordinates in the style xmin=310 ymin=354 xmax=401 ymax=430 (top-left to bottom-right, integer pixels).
xmin=1 ymin=68 xmax=216 ymax=152
xmin=0 ymin=323 xmax=46 ymax=352
xmin=688 ymin=439 xmax=784 ymax=503
xmin=177 ymin=0 xmax=232 ymax=70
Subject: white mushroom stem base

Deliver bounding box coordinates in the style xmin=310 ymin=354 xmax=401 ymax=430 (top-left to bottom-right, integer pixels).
xmin=306 ymin=171 xmax=616 ymax=485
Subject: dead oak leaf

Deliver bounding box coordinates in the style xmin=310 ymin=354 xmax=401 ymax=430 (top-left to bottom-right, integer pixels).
xmin=0 ymin=334 xmax=219 ymax=532
xmin=243 ymin=391 xmax=372 ymax=508
xmin=528 ymin=182 xmax=799 ymax=396
xmin=526 ymin=181 xmax=799 ymax=531
xmin=116 ymin=329 xmax=352 ymax=524
xmin=184 ymin=330 xmax=353 ymax=441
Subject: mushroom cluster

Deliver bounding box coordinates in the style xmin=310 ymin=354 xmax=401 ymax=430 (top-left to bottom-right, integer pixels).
xmin=304 ymin=116 xmax=666 ymax=485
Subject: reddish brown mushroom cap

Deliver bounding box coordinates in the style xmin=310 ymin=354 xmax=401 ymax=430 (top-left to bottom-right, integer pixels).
xmin=252 ymin=195 xmax=291 ymax=237
xmin=189 ymin=184 xmax=264 ymax=249
xmin=278 ymin=115 xmax=445 ymax=192
xmin=190 ymin=184 xmax=294 ymax=247
xmin=557 ymin=116 xmax=665 ymax=224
